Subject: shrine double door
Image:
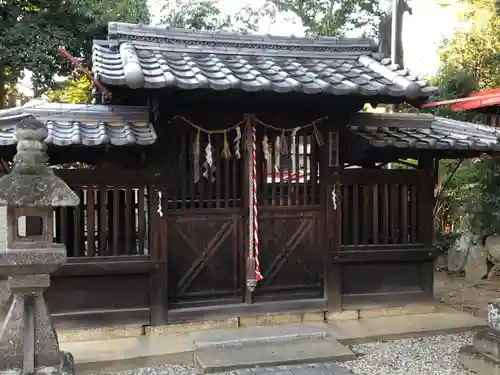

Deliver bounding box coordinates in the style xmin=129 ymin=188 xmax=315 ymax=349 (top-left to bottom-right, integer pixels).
xmin=162 ymin=127 xmax=326 ymax=310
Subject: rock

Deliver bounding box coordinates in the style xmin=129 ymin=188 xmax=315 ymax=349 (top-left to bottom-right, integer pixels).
xmin=489 ymin=299 xmax=500 ymax=330
xmin=484 ymin=236 xmax=500 ymax=279
xmin=434 ymin=253 xmax=448 ymax=271
xmin=465 ymin=246 xmax=488 ymax=283
xmin=448 ymin=233 xmax=475 ymax=272
xmin=60 ymin=352 xmax=75 ymax=375
xmin=485 ymin=235 xmax=500 ymax=264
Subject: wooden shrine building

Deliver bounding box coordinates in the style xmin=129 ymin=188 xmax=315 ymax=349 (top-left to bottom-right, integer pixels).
xmin=2 ymin=22 xmax=500 ymax=328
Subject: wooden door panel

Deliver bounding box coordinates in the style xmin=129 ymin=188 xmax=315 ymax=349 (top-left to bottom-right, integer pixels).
xmin=167 ymin=214 xmax=242 ymax=306
xmin=254 ymin=209 xmax=323 ymax=299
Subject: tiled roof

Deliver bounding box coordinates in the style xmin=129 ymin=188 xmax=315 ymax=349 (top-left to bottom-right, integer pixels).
xmin=91 ymin=22 xmax=438 ymax=100
xmin=349 ymin=113 xmax=500 ymax=151
xmin=0 ymin=103 xmax=156 ymax=146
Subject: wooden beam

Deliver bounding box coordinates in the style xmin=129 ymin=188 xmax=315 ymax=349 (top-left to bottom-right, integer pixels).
xmin=323 ymin=126 xmax=342 ymax=312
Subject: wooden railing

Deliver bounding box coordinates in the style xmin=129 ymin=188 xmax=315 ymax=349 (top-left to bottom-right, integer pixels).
xmin=165 ymin=129 xmax=321 ymax=210
xmin=53 ymin=169 xmax=161 ymax=257
xmin=166 ymin=131 xmax=243 ymax=210
xmin=257 ymin=133 xmax=321 ymax=207
xmin=339 ymin=169 xmax=432 ymax=247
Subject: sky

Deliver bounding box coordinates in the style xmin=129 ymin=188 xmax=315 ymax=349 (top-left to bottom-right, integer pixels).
xmin=401 ymin=0 xmax=464 ymax=76
xmin=19 ymin=0 xmax=462 ymax=98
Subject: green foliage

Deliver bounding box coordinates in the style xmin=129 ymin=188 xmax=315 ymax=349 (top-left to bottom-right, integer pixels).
xmin=0 ymin=0 xmax=150 ymax=107
xmin=162 ymin=0 xmax=392 ymax=37
xmin=267 ymin=0 xmax=389 ymax=36
xmin=471 ymin=159 xmax=500 ymax=235
xmin=45 ymin=75 xmax=92 ymax=104
xmin=38 ymin=0 xmax=278 ymax=103
xmin=438 ymin=0 xmax=500 ymax=91
xmin=161 ymin=0 xmax=230 ymax=30
xmin=73 ymin=0 xmax=150 ymax=24
xmin=420 ymin=72 xmax=479 ymax=119
xmin=439 ymin=158 xmax=500 ymax=236
xmin=424 ymin=1 xmax=500 ymax=238
xmin=160 ymin=0 xmax=275 ymax=32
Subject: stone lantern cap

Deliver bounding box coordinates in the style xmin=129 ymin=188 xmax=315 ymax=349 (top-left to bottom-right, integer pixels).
xmin=0 ymin=115 xmax=79 ymax=207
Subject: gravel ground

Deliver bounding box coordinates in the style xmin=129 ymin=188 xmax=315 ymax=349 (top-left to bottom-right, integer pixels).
xmin=94 ymin=333 xmax=476 ymax=375
xmin=340 ymin=333 xmax=475 ymax=375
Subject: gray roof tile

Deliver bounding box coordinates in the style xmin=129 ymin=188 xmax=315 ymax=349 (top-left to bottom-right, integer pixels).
xmin=0 ymin=103 xmax=156 ymax=146
xmin=91 ymin=22 xmax=438 ymax=99
xmin=349 ymin=113 xmax=500 ymax=152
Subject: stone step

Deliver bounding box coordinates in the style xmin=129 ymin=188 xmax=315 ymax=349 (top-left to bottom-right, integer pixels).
xmin=193 ymin=338 xmax=355 ymax=374
xmin=192 ymin=324 xmax=328 ymax=350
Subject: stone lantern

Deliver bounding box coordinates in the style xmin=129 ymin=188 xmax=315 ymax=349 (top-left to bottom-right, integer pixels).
xmin=0 ymin=115 xmax=79 ymax=375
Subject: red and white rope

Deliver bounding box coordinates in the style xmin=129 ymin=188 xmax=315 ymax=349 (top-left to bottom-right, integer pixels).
xmin=252 ymin=126 xmax=263 ymax=281
xmin=248 ymin=128 xmax=254 ymax=277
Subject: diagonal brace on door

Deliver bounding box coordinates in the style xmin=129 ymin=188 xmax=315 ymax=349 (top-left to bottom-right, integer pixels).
xmin=259 ymin=219 xmax=313 ymax=287
xmin=175 ymin=221 xmax=235 ymax=294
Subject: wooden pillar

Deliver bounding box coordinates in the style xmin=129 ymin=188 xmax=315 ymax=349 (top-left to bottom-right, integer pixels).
xmin=324 ymin=128 xmax=342 ymax=312
xmin=149 ymin=178 xmax=169 ymax=325
xmin=418 ymin=157 xmax=435 ymax=246
xmin=148 ymin=100 xmax=170 ymax=325
xmin=418 ymin=156 xmax=436 ymax=299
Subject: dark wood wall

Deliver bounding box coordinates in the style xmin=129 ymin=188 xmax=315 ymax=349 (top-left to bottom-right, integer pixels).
xmin=45 ymin=169 xmax=166 ymax=327
xmin=334 ymin=168 xmax=436 ymax=308
xmin=40 ymin=98 xmax=437 ymax=328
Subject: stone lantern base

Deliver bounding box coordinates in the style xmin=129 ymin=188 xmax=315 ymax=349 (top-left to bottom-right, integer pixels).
xmin=459 ymin=299 xmax=500 ymax=375
xmin=0 ymin=353 xmax=74 ymax=375
xmin=0 ymin=293 xmax=75 ymax=375
xmin=0 ymin=247 xmax=75 ymax=375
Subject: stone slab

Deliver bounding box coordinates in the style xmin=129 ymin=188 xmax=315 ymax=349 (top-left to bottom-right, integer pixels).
xmin=325 ymin=310 xmax=359 ymax=322
xmin=459 ymin=345 xmax=500 ymax=375
xmin=238 ymin=313 xmax=306 ymax=327
xmin=358 ymin=303 xmax=436 ymax=319
xmin=57 ymin=325 xmax=145 ymax=343
xmin=60 ymin=309 xmax=486 ymax=375
xmin=329 ymin=310 xmax=486 ymax=344
xmin=234 ymin=362 xmax=352 ymax=375
xmin=194 ymin=339 xmax=355 ymax=374
xmin=62 ymin=333 xmax=194 ymax=374
xmin=192 ymin=324 xmax=328 ymax=349
xmin=147 ymin=318 xmax=239 ymax=335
